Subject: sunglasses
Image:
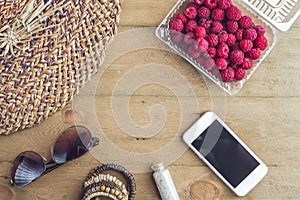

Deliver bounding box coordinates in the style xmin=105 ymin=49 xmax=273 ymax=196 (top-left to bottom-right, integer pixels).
xmin=10 ymin=126 xmax=99 ymax=187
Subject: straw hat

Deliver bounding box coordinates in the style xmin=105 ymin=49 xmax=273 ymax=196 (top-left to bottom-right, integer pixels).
xmin=0 ymin=0 xmax=121 ymax=135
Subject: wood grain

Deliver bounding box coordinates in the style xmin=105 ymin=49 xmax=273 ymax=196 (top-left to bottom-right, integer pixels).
xmin=0 ymin=1 xmax=300 ymax=200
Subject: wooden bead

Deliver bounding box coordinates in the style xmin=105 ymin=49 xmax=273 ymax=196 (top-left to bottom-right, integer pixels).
xmin=115 ymin=190 xmax=120 ymax=196
xmin=110 ymin=188 xmax=116 ymax=194
xmin=118 ymin=194 xmax=123 ymax=199
xmin=100 ymin=185 xmax=106 ymax=191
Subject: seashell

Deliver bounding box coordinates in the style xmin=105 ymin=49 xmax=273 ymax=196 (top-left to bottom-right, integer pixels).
xmin=11 ymin=153 xmax=46 ymax=187
xmin=63 ymin=109 xmax=84 ymax=124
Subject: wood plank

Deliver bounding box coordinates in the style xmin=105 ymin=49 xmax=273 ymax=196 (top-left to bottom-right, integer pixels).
xmin=0 ymin=96 xmax=299 ymax=199
xmin=119 ymin=0 xmax=300 ymax=28
xmin=98 ymin=29 xmax=300 ymax=98
xmin=0 ymin=1 xmax=299 ymax=199
xmin=120 ymin=0 xmax=178 ymax=27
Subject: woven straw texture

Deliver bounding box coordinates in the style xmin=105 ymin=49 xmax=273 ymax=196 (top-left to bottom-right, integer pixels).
xmin=0 ymin=0 xmax=121 ymax=135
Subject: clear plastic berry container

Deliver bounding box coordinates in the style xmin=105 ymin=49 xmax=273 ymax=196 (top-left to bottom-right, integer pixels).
xmin=156 ymin=0 xmax=299 ymax=95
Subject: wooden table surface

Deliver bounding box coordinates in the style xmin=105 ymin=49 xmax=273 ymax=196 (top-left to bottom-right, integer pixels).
xmin=1 ymin=1 xmax=300 ymax=199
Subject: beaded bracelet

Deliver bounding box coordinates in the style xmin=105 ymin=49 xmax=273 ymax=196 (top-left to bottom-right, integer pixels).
xmin=86 ymin=164 xmax=136 ymax=200
xmin=84 ymin=173 xmax=129 ymax=197
xmin=82 ymin=181 xmax=115 ymax=199
xmin=85 ymin=191 xmax=118 ymax=200
xmin=81 ymin=182 xmax=127 ymax=200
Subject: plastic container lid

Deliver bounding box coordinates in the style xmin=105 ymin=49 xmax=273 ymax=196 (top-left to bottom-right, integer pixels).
xmin=241 ymin=0 xmax=300 ymax=31
xmin=156 ymin=0 xmax=299 ymax=95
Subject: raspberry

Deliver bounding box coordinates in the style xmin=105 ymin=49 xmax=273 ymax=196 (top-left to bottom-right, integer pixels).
xmin=185 ymin=20 xmax=198 ymax=32
xmin=198 ymin=18 xmax=212 ymax=29
xmin=195 ymin=26 xmax=206 ymax=38
xmin=184 ymin=32 xmax=196 ymax=44
xmin=188 ymin=46 xmax=201 ymax=58
xmin=195 ymin=38 xmax=209 ymax=52
xmin=235 ymin=28 xmax=244 ymax=41
xmin=247 ymin=48 xmax=261 ymax=60
xmin=218 ymin=31 xmax=228 ymax=43
xmin=217 ymin=0 xmax=232 ymax=10
xmin=221 ymin=67 xmax=235 ymax=82
xmin=180 ymin=41 xmax=190 ymax=52
xmin=202 ymin=52 xmax=211 ymax=59
xmin=169 ymin=19 xmax=184 ymax=32
xmin=198 ymin=7 xmax=211 ymax=19
xmin=207 ymin=47 xmax=217 ymax=58
xmin=206 ymin=34 xmax=219 ymax=47
xmin=196 ymin=56 xmax=205 ymax=66
xmin=226 ymin=21 xmax=238 ymax=33
xmin=193 ymin=39 xmax=200 ymax=50
xmin=211 ymin=8 xmax=225 ymax=21
xmin=176 ymin=13 xmax=187 ymax=24
xmin=204 ymin=58 xmax=216 ymax=70
xmin=254 ymin=36 xmax=268 ymax=50
xmin=217 ymin=43 xmax=230 ymax=58
xmin=188 ymin=2 xmax=200 ymax=9
xmin=243 ymin=28 xmax=258 ymax=41
xmin=241 ymin=57 xmax=253 ymax=70
xmin=239 ymin=16 xmax=254 ymax=29
xmin=211 ymin=67 xmax=221 ymax=78
xmin=239 ymin=39 xmax=253 ymax=53
xmin=194 ymin=0 xmax=205 ymax=5
xmin=185 ymin=6 xmax=198 ymax=20
xmin=211 ymin=21 xmax=223 ymax=34
xmin=226 ymin=34 xmax=236 ymax=46
xmin=235 ymin=67 xmax=245 ymax=80
xmin=255 ymin=25 xmax=266 ymax=36
xmin=205 ymin=0 xmax=218 ymax=9
xmin=216 ymin=58 xmax=228 ymax=70
xmin=230 ymin=49 xmax=244 ymax=64
xmin=170 ymin=32 xmax=183 ymax=43
xmin=226 ymin=6 xmax=242 ymax=21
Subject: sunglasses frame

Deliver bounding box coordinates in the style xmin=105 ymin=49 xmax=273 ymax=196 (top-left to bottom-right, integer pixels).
xmin=10 ymin=125 xmax=99 ymax=187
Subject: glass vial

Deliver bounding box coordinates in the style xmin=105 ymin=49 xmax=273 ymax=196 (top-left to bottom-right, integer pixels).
xmin=151 ymin=163 xmax=180 ymax=200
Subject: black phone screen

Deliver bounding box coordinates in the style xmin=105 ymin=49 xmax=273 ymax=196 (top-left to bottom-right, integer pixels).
xmin=192 ymin=120 xmax=259 ymax=188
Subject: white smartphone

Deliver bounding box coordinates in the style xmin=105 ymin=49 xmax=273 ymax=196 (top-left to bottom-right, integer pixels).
xmin=183 ymin=111 xmax=268 ymax=196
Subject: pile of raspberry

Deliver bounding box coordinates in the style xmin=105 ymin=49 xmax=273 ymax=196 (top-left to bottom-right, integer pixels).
xmin=169 ymin=0 xmax=268 ymax=82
